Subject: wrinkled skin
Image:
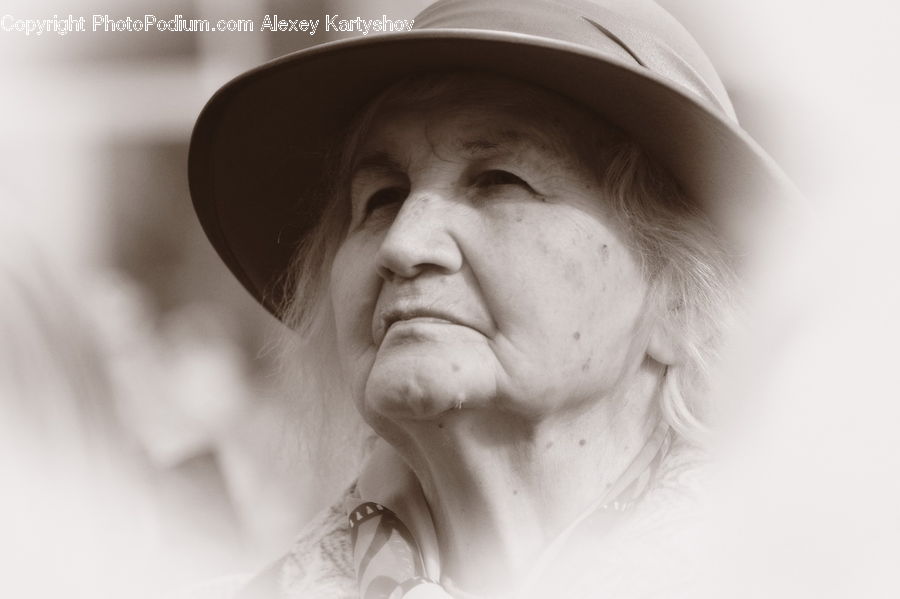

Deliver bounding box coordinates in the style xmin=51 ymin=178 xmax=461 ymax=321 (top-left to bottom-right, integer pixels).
xmin=330 ymin=91 xmax=654 ymax=429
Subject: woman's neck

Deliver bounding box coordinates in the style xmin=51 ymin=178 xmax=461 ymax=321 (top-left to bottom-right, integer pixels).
xmin=393 ymin=364 xmax=664 ymax=596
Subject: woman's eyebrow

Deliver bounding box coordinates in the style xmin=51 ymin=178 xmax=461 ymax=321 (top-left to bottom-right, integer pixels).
xmin=458 ymin=128 xmax=556 ymax=159
xmin=350 ymin=150 xmax=405 ymax=177
xmin=460 ymin=138 xmax=502 ymax=154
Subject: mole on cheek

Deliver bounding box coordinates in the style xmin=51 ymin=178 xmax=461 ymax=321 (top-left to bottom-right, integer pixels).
xmin=573 ymin=331 xmax=581 ymax=341
xmin=579 ymin=439 xmax=587 ymax=447
xmin=598 ymin=243 xmax=609 ymax=262
xmin=451 ymin=363 xmax=460 ymax=372
xmin=581 ymin=357 xmax=591 ymax=372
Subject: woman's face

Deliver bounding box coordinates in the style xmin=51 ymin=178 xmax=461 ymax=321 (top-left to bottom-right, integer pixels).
xmin=329 ymin=80 xmax=654 ymax=425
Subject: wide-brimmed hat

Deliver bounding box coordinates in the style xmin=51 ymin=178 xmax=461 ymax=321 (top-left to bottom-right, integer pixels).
xmin=189 ymin=0 xmax=801 ymax=319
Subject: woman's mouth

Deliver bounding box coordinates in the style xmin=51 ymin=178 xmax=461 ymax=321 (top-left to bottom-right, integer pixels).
xmin=376 ymin=308 xmax=467 ymax=345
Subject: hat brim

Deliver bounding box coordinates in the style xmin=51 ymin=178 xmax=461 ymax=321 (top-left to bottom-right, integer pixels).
xmin=189 ymin=29 xmax=800 ymax=318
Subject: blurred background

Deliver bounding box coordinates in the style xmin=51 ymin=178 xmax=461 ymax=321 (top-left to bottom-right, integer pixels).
xmin=1 ymin=0 xmax=898 ymax=597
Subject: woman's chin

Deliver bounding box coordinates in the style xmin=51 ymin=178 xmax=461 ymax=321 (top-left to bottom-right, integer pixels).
xmin=363 ymin=346 xmax=496 ymax=420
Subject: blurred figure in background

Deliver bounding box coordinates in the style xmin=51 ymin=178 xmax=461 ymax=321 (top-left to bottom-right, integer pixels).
xmin=0 ymin=204 xmax=308 ymax=597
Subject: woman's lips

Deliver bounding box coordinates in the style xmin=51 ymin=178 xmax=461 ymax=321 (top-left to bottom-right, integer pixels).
xmin=375 ymin=308 xmax=474 ymax=345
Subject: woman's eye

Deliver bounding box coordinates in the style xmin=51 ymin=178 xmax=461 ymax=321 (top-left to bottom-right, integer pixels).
xmin=365 ymin=186 xmax=408 ymax=214
xmin=473 ymin=169 xmax=532 ymax=190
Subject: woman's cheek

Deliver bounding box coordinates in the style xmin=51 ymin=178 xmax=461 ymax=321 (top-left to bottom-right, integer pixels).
xmin=331 ymin=239 xmax=383 ymax=386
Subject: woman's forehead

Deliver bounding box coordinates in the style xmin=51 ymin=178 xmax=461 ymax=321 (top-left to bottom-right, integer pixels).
xmin=349 ymin=78 xmax=618 ymax=171
xmin=356 ymin=112 xmax=567 ymax=164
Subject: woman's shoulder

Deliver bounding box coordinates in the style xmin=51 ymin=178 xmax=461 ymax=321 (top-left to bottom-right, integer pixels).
xmin=231 ymin=486 xmax=357 ymax=599
xmin=170 ymin=489 xmax=358 ymax=599
xmin=175 ymin=486 xmax=357 ymax=599
xmin=532 ymin=442 xmax=711 ymax=598
xmin=277 ymin=488 xmax=357 ymax=598
xmin=589 ymin=441 xmax=712 ymax=595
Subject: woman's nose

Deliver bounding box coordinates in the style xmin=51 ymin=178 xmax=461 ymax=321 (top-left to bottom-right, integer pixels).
xmin=375 ymin=192 xmax=463 ymax=281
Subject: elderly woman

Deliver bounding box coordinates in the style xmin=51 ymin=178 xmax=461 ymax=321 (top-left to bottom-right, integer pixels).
xmin=189 ymin=0 xmax=798 ymax=597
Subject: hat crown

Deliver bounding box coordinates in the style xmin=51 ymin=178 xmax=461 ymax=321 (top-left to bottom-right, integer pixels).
xmin=415 ymin=0 xmax=736 ymax=120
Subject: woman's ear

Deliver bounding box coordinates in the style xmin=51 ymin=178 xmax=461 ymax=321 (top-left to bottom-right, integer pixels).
xmin=645 ymin=293 xmax=681 ymax=367
xmin=647 ymin=321 xmax=680 ymax=367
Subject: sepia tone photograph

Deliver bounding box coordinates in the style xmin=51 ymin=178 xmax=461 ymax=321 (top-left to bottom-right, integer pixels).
xmin=2 ymin=0 xmax=898 ymax=597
